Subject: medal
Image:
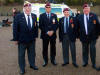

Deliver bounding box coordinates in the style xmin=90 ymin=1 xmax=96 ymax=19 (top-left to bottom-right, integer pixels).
xmin=52 ymin=18 xmax=55 ymax=24
xmin=35 ymin=22 xmax=36 ymax=27
xmin=53 ymin=18 xmax=55 ymax=22
xmin=71 ymin=24 xmax=74 ymax=28
xmin=93 ymin=20 xmax=96 ymax=24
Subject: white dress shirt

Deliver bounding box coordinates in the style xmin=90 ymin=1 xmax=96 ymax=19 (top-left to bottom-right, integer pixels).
xmin=24 ymin=12 xmax=33 ymax=27
xmin=84 ymin=14 xmax=89 ymax=35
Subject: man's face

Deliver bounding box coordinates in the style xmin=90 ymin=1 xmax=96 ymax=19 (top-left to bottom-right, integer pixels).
xmin=45 ymin=6 xmax=51 ymax=13
xmin=12 ymin=8 xmax=16 ymax=13
xmin=24 ymin=4 xmax=31 ymax=15
xmin=83 ymin=7 xmax=90 ymax=15
xmin=63 ymin=11 xmax=70 ymax=17
xmin=77 ymin=11 xmax=80 ymax=14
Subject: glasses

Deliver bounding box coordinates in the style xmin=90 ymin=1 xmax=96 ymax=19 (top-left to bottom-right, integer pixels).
xmin=24 ymin=4 xmax=31 ymax=7
xmin=46 ymin=7 xmax=51 ymax=8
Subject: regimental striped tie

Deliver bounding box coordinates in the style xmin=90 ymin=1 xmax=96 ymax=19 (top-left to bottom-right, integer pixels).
xmin=27 ymin=15 xmax=31 ymax=30
xmin=65 ymin=17 xmax=68 ymax=33
xmin=86 ymin=15 xmax=89 ymax=35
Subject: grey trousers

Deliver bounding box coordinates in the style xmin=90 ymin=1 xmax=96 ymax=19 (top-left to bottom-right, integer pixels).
xmin=82 ymin=40 xmax=96 ymax=65
xmin=62 ymin=34 xmax=76 ymax=64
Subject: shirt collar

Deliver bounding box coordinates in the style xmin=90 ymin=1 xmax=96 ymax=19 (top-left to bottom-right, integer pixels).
xmin=64 ymin=16 xmax=69 ymax=20
xmin=24 ymin=12 xmax=31 ymax=16
xmin=46 ymin=12 xmax=51 ymax=15
xmin=84 ymin=14 xmax=89 ymax=18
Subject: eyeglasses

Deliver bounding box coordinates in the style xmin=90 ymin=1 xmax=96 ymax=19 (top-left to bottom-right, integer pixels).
xmin=46 ymin=7 xmax=51 ymax=8
xmin=24 ymin=4 xmax=31 ymax=7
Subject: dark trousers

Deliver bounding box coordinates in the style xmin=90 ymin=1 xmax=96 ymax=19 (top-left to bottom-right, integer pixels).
xmin=82 ymin=40 xmax=96 ymax=65
xmin=42 ymin=38 xmax=56 ymax=62
xmin=62 ymin=34 xmax=76 ymax=64
xmin=18 ymin=40 xmax=36 ymax=71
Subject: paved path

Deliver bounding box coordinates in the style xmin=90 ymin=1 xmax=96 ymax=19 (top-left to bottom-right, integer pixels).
xmin=0 ymin=27 xmax=100 ymax=75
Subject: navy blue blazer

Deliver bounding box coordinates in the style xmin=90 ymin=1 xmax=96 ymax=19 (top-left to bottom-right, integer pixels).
xmin=59 ymin=16 xmax=77 ymax=42
xmin=77 ymin=12 xmax=100 ymax=42
xmin=39 ymin=13 xmax=58 ymax=39
xmin=13 ymin=13 xmax=38 ymax=43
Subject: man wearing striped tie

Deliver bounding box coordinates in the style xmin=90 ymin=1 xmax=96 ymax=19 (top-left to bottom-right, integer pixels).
xmin=77 ymin=3 xmax=100 ymax=70
xmin=59 ymin=8 xmax=78 ymax=68
xmin=13 ymin=1 xmax=38 ymax=75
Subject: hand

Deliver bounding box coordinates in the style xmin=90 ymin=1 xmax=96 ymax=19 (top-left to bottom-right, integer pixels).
xmin=50 ymin=31 xmax=54 ymax=34
xmin=48 ymin=31 xmax=54 ymax=37
xmin=47 ymin=31 xmax=51 ymax=36
xmin=14 ymin=41 xmax=18 ymax=45
xmin=50 ymin=31 xmax=54 ymax=36
xmin=76 ymin=38 xmax=79 ymax=41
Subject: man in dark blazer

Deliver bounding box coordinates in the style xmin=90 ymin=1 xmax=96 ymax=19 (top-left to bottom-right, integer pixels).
xmin=13 ymin=1 xmax=38 ymax=75
xmin=59 ymin=8 xmax=78 ymax=68
xmin=39 ymin=3 xmax=58 ymax=67
xmin=77 ymin=4 xmax=100 ymax=70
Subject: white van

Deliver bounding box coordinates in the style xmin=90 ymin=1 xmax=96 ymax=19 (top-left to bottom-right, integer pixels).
xmin=31 ymin=3 xmax=75 ymax=21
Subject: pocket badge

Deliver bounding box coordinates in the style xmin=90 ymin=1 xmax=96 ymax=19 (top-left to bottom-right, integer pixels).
xmin=93 ymin=20 xmax=96 ymax=24
xmin=52 ymin=18 xmax=56 ymax=24
xmin=71 ymin=24 xmax=74 ymax=28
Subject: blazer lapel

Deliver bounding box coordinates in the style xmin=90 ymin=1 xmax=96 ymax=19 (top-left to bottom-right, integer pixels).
xmin=88 ymin=13 xmax=92 ymax=26
xmin=45 ymin=13 xmax=48 ymax=19
xmin=45 ymin=13 xmax=50 ymax=23
xmin=82 ymin=14 xmax=86 ymax=32
xmin=48 ymin=13 xmax=52 ymax=19
xmin=22 ymin=13 xmax=29 ymax=29
xmin=22 ymin=13 xmax=27 ymax=25
xmin=62 ymin=17 xmax=64 ymax=31
xmin=88 ymin=13 xmax=92 ymax=33
xmin=31 ymin=14 xmax=34 ymax=29
xmin=69 ymin=16 xmax=71 ymax=26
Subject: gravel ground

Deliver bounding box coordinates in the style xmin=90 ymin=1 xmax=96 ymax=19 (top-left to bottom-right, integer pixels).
xmin=0 ymin=16 xmax=100 ymax=75
xmin=0 ymin=26 xmax=100 ymax=75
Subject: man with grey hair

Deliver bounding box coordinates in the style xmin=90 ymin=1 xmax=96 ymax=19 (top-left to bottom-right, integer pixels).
xmin=13 ymin=1 xmax=38 ymax=74
xmin=77 ymin=3 xmax=100 ymax=70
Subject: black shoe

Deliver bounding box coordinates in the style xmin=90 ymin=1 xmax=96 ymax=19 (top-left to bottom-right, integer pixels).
xmin=96 ymin=67 xmax=100 ymax=71
xmin=51 ymin=60 xmax=57 ymax=66
xmin=82 ymin=63 xmax=88 ymax=67
xmin=62 ymin=63 xmax=69 ymax=66
xmin=20 ymin=70 xmax=25 ymax=75
xmin=30 ymin=66 xmax=38 ymax=70
xmin=42 ymin=61 xmax=48 ymax=67
xmin=73 ymin=63 xmax=79 ymax=68
xmin=92 ymin=65 xmax=97 ymax=70
xmin=10 ymin=39 xmax=14 ymax=41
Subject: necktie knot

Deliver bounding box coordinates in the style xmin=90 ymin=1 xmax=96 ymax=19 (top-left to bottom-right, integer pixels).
xmin=27 ymin=15 xmax=30 ymax=17
xmin=86 ymin=15 xmax=89 ymax=20
xmin=47 ymin=14 xmax=49 ymax=18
